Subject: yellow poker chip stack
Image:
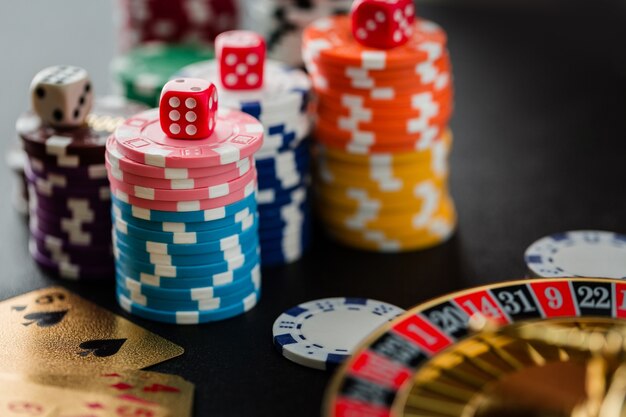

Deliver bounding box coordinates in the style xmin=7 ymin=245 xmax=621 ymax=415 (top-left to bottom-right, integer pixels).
xmin=312 ymin=131 xmax=456 ymax=252
xmin=302 ymin=9 xmax=457 ymax=252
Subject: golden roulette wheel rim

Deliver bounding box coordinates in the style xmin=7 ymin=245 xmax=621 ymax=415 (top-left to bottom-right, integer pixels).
xmin=323 ymin=278 xmax=626 ymax=417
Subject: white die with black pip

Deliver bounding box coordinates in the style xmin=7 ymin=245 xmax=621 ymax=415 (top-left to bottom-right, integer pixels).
xmin=30 ymin=65 xmax=93 ymax=128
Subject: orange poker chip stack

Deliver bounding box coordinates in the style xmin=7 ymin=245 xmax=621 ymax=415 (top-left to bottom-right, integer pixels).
xmin=302 ymin=14 xmax=457 ymax=252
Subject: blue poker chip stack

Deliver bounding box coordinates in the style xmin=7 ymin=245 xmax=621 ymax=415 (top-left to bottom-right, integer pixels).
xmin=109 ymin=194 xmax=262 ymax=324
xmin=176 ymin=59 xmax=312 ymax=266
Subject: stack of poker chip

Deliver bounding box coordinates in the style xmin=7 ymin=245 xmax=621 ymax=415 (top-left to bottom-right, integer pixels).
xmin=240 ymin=0 xmax=352 ymax=66
xmin=106 ymin=78 xmax=264 ymax=324
xmin=110 ymin=43 xmax=214 ymax=107
xmin=17 ymin=65 xmax=148 ymax=279
xmin=302 ymin=12 xmax=457 ymax=252
xmin=176 ymin=32 xmax=312 ymax=266
xmin=115 ymin=0 xmax=238 ymax=51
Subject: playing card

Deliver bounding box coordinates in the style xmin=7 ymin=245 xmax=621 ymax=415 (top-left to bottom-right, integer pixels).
xmin=0 ymin=370 xmax=194 ymax=417
xmin=0 ymin=287 xmax=184 ymax=374
xmin=0 ymin=378 xmax=170 ymax=417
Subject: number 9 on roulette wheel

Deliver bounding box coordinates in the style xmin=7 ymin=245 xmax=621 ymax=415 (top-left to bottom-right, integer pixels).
xmin=324 ymin=278 xmax=626 ymax=417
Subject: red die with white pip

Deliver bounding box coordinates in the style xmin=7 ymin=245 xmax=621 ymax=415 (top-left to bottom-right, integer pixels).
xmin=351 ymin=0 xmax=416 ymax=49
xmin=216 ymin=30 xmax=266 ymax=90
xmin=159 ymin=78 xmax=218 ymax=139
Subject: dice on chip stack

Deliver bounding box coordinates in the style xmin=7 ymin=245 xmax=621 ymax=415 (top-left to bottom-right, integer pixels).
xmin=106 ymin=77 xmax=264 ymax=324
xmin=176 ymin=30 xmax=312 ymax=266
xmin=302 ymin=1 xmax=457 ymax=252
xmin=16 ymin=66 xmax=148 ymax=279
xmin=240 ymin=0 xmax=353 ymax=66
xmin=111 ymin=43 xmax=215 ymax=108
xmin=115 ymin=0 xmax=238 ymax=51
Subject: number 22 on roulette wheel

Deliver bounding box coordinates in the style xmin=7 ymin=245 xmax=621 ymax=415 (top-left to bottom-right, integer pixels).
xmin=324 ymin=278 xmax=626 ymax=417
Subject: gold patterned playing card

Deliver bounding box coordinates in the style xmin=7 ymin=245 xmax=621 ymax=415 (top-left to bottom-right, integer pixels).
xmin=0 ymin=378 xmax=171 ymax=417
xmin=0 ymin=287 xmax=183 ymax=374
xmin=0 ymin=370 xmax=194 ymax=417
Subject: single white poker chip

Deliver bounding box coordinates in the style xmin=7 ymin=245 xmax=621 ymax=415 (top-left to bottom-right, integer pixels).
xmin=525 ymin=230 xmax=626 ymax=278
xmin=272 ymin=297 xmax=404 ymax=370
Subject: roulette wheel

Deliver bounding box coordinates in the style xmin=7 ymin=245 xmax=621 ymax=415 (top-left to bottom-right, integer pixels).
xmin=324 ymin=278 xmax=626 ymax=417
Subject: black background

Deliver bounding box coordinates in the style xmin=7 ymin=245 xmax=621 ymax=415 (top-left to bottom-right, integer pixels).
xmin=1 ymin=1 xmax=626 ymax=416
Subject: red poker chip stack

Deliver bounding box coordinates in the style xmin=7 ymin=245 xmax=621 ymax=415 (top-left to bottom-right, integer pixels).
xmin=115 ymin=0 xmax=239 ymax=51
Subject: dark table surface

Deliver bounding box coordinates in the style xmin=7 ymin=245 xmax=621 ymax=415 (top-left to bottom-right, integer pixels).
xmin=1 ymin=1 xmax=626 ymax=416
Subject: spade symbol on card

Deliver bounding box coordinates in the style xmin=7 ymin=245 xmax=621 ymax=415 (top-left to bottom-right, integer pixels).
xmin=22 ymin=310 xmax=68 ymax=327
xmin=78 ymin=339 xmax=127 ymax=358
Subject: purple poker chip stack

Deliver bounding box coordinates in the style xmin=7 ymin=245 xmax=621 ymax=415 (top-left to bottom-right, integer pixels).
xmin=17 ymin=66 xmax=148 ymax=280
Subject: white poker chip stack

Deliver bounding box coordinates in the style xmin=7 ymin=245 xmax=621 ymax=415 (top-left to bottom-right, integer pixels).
xmin=176 ymin=31 xmax=313 ymax=266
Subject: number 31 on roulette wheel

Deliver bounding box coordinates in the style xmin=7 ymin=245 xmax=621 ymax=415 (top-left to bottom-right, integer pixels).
xmin=324 ymin=278 xmax=626 ymax=417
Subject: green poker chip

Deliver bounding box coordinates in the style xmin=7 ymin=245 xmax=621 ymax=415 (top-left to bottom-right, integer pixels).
xmin=111 ymin=44 xmax=214 ymax=107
